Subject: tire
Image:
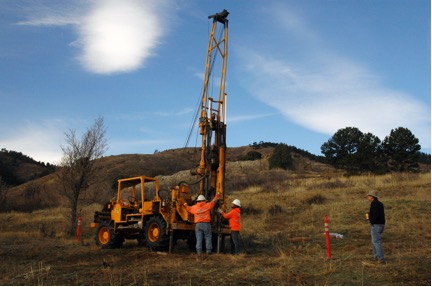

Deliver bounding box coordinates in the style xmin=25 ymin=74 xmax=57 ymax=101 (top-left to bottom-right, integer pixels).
xmin=95 ymin=221 xmax=124 ymax=248
xmin=145 ymin=216 xmax=169 ymax=251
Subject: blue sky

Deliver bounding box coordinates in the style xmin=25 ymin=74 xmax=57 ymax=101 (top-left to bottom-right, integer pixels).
xmin=0 ymin=0 xmax=430 ymax=164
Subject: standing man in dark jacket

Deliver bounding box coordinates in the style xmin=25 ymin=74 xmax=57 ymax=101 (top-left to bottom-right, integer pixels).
xmin=367 ymin=191 xmax=386 ymax=264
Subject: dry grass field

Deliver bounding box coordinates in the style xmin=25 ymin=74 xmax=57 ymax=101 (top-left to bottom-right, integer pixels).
xmin=0 ymin=172 xmax=430 ymax=286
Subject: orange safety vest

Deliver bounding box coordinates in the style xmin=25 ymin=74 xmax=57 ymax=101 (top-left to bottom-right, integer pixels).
xmin=186 ymin=195 xmax=219 ymax=223
xmin=222 ymin=207 xmax=241 ymax=231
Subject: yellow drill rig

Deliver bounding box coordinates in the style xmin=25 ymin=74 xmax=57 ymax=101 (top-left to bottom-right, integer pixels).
xmin=91 ymin=9 xmax=231 ymax=253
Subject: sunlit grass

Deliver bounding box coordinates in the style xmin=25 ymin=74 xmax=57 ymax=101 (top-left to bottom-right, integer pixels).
xmin=0 ymin=172 xmax=429 ymax=285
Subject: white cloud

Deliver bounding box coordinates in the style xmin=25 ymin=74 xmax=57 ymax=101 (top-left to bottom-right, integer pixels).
xmin=238 ymin=50 xmax=430 ymax=147
xmin=77 ymin=0 xmax=166 ymax=74
xmin=17 ymin=0 xmax=173 ymax=74
xmin=0 ymin=119 xmax=67 ymax=164
xmin=235 ymin=4 xmax=430 ymax=149
xmin=229 ymin=113 xmax=275 ymax=124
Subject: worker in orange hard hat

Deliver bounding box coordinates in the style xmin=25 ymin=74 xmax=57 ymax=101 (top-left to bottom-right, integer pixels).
xmin=219 ymin=199 xmax=241 ymax=255
xmin=184 ymin=193 xmax=220 ymax=255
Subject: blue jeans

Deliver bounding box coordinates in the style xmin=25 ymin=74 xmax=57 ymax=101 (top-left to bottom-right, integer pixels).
xmin=230 ymin=231 xmax=240 ymax=255
xmin=195 ymin=222 xmax=212 ymax=254
xmin=371 ymin=224 xmax=385 ymax=260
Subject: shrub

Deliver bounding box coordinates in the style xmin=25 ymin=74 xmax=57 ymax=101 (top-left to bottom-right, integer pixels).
xmin=238 ymin=151 xmax=262 ymax=161
xmin=268 ymin=144 xmax=294 ymax=170
xmin=302 ymin=194 xmax=326 ymax=205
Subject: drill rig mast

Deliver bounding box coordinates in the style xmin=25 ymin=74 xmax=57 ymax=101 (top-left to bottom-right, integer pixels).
xmin=193 ymin=9 xmax=229 ymax=202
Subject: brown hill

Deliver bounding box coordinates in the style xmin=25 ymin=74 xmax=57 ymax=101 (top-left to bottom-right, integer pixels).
xmin=6 ymin=146 xmax=335 ymax=210
xmin=0 ymin=149 xmax=54 ymax=186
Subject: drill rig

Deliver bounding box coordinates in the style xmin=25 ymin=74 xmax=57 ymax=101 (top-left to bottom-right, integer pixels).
xmin=191 ymin=8 xmax=229 ymax=207
xmin=91 ymin=10 xmax=231 ymax=253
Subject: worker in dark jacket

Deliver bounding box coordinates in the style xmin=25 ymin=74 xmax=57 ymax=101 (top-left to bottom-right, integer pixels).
xmin=367 ymin=191 xmax=386 ymax=264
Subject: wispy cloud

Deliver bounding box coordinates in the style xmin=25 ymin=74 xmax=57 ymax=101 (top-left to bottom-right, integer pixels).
xmin=16 ymin=1 xmax=83 ymax=26
xmin=155 ymin=108 xmax=195 ymax=117
xmin=228 ymin=113 xmax=276 ymax=124
xmin=17 ymin=0 xmax=173 ymax=74
xmin=237 ymin=5 xmax=430 ymax=148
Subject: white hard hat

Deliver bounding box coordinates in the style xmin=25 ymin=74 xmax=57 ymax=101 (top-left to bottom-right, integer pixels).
xmin=197 ymin=195 xmax=206 ymax=201
xmin=232 ymin=199 xmax=241 ymax=207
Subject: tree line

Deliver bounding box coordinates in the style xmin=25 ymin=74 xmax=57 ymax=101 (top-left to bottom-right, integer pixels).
xmin=0 ymin=148 xmax=55 ymax=167
xmin=264 ymin=126 xmax=429 ymax=173
xmin=321 ymin=126 xmax=427 ymax=173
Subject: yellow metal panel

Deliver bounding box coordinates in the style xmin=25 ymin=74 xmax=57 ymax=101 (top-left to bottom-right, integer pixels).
xmin=111 ymin=203 xmax=122 ymax=222
xmin=142 ymin=202 xmax=153 ymax=215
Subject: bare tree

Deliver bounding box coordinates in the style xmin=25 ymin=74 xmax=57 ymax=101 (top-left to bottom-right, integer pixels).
xmin=58 ymin=116 xmax=108 ymax=235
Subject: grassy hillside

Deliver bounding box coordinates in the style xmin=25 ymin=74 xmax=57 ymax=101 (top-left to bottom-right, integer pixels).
xmin=0 ymin=172 xmax=429 ymax=285
xmin=6 ymin=146 xmax=325 ymax=210
xmin=4 ymin=144 xmax=429 ymax=211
